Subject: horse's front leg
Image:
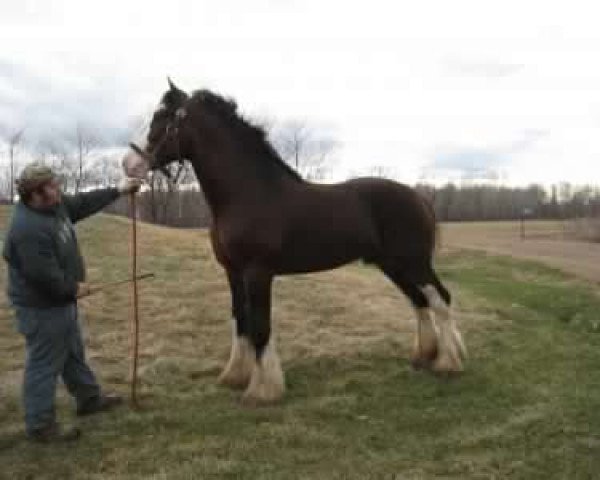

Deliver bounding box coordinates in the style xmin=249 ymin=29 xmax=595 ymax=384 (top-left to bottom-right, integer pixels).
xmin=241 ymin=266 xmax=285 ymax=406
xmin=218 ymin=269 xmax=254 ymax=389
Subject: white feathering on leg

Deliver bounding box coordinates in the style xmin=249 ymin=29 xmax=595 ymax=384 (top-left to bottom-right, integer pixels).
xmin=242 ymin=339 xmax=285 ymax=406
xmin=218 ymin=326 xmax=255 ymax=389
xmin=422 ymin=285 xmax=465 ymax=373
xmin=410 ymin=308 xmax=439 ymax=368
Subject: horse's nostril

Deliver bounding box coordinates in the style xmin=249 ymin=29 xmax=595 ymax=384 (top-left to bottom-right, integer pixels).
xmin=121 ymin=150 xmax=150 ymax=180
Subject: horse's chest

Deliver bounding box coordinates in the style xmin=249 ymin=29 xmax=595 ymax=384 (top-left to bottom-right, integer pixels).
xmin=212 ymin=220 xmax=282 ymax=268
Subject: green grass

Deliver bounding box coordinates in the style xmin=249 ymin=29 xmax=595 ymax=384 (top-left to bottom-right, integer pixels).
xmin=0 ymin=208 xmax=599 ymax=479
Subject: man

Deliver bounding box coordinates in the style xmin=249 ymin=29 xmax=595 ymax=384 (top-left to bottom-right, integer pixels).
xmin=2 ymin=163 xmax=142 ymax=443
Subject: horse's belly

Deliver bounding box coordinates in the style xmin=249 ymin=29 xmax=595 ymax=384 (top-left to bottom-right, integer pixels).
xmin=274 ymin=235 xmax=372 ymax=274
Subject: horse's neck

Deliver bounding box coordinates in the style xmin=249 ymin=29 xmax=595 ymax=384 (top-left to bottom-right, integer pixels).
xmin=187 ymin=129 xmax=299 ymax=214
xmin=188 ymin=155 xmax=232 ymax=214
xmin=188 ymin=148 xmax=273 ymax=215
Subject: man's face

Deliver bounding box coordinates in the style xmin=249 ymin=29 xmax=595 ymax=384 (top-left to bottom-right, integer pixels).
xmin=31 ymin=179 xmax=62 ymax=208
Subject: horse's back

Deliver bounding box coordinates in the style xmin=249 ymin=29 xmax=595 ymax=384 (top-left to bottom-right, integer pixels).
xmin=340 ymin=177 xmax=437 ymax=262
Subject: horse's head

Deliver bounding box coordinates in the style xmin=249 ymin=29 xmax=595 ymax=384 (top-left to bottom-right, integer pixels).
xmin=123 ymin=78 xmax=190 ymax=179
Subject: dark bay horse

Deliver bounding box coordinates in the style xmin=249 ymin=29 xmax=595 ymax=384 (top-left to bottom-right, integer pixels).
xmin=123 ymin=79 xmax=466 ymax=405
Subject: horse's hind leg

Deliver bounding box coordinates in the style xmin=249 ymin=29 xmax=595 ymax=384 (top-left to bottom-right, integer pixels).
xmin=219 ymin=270 xmax=254 ymax=389
xmin=380 ymin=266 xmax=440 ymax=369
xmin=422 ymin=271 xmax=467 ymax=374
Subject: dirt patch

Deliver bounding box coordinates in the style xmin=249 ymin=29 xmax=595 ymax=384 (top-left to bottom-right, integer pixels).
xmin=441 ymin=221 xmax=600 ymax=284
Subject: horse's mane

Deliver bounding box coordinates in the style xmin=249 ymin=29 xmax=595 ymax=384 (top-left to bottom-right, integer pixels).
xmin=189 ymin=89 xmax=305 ymax=183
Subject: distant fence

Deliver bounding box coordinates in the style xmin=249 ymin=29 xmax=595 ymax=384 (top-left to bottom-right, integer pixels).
xmin=521 ymin=218 xmax=600 ymax=242
xmin=101 ymin=188 xmax=600 ymax=244
xmin=104 ymin=190 xmax=212 ymax=228
xmin=570 ymin=217 xmax=600 ymax=242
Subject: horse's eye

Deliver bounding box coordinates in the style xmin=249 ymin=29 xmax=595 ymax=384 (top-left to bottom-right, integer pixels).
xmin=153 ymin=109 xmax=169 ymax=122
xmin=148 ymin=126 xmax=162 ymax=144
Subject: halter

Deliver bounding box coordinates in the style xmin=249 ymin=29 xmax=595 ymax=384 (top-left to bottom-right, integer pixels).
xmin=129 ymin=108 xmax=186 ymax=185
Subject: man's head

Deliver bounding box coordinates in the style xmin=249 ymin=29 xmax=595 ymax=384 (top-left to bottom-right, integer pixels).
xmin=16 ymin=164 xmax=62 ymax=209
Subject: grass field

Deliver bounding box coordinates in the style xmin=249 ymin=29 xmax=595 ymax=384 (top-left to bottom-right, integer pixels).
xmin=0 ymin=208 xmax=599 ymax=479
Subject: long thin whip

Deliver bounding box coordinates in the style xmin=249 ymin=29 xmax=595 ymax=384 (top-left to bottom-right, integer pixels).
xmin=129 ymin=192 xmax=140 ymax=408
xmin=80 ymin=273 xmax=155 ymax=297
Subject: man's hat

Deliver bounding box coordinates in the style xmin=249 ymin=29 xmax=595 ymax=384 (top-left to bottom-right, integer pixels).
xmin=16 ymin=163 xmax=57 ymax=197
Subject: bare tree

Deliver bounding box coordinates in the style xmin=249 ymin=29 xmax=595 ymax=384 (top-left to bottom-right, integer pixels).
xmin=34 ymin=138 xmax=77 ymax=191
xmin=35 ymin=139 xmax=65 ymax=167
xmin=7 ymin=128 xmax=26 ymax=204
xmin=86 ymin=154 xmax=122 ymax=188
xmin=73 ymin=123 xmax=100 ymax=193
xmin=367 ymin=165 xmax=397 ymax=179
xmin=0 ymin=140 xmax=8 ymax=201
xmin=146 ymin=167 xmax=178 ymax=224
xmin=270 ymin=120 xmax=338 ymax=181
xmin=272 ymin=120 xmax=309 ymax=171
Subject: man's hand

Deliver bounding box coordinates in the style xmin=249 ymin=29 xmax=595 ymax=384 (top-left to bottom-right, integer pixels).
xmin=118 ymin=178 xmax=143 ymax=195
xmin=77 ymin=282 xmax=92 ymax=299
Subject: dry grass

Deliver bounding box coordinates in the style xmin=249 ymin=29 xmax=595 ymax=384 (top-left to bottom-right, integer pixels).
xmin=571 ymin=217 xmax=600 ymax=243
xmin=1 ymin=210 xmax=599 ymax=479
xmin=77 ymin=214 xmax=419 ymax=385
xmin=441 ymin=220 xmax=600 ymax=284
xmin=0 ymin=209 xmax=428 ymax=478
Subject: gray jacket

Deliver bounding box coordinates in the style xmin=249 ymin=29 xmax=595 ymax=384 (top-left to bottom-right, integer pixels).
xmin=2 ymin=188 xmax=120 ymax=307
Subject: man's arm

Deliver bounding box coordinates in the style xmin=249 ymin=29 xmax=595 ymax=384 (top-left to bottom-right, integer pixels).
xmin=13 ymin=232 xmax=78 ymax=301
xmin=62 ymin=188 xmax=120 ymax=224
xmin=62 ymin=179 xmax=143 ymax=223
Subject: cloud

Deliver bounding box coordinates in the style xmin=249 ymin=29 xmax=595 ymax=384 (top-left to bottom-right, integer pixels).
xmin=432 ymin=149 xmax=505 ymax=171
xmin=425 ymin=129 xmax=550 ymax=182
xmin=426 ymin=148 xmax=504 ymax=182
xmin=444 ymin=57 xmax=524 ymax=79
xmin=0 ymin=59 xmax=136 ymax=151
xmin=508 ymin=128 xmax=550 ymax=153
xmin=1 ymin=1 xmax=599 ymax=187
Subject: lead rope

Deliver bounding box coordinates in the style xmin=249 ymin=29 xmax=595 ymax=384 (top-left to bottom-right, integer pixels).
xmin=418 ymin=314 xmax=423 ymax=362
xmin=129 ymin=192 xmax=140 ymax=408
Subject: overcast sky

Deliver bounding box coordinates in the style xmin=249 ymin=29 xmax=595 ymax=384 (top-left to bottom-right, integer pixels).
xmin=1 ymin=0 xmax=599 ymax=185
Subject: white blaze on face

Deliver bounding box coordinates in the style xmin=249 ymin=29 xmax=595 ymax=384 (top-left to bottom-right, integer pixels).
xmin=121 ymin=103 xmax=165 ymax=180
xmin=132 ymin=116 xmax=151 ymax=152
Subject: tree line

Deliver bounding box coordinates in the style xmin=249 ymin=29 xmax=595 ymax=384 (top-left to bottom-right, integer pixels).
xmin=416 ymin=182 xmax=600 ymax=222
xmin=0 ymin=118 xmax=338 ymax=228
xmin=1 ymin=121 xmax=599 ymax=227
xmin=105 ymin=178 xmax=600 ymax=229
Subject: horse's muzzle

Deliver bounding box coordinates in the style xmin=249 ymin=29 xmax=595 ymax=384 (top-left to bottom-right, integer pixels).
xmin=122 ymin=143 xmax=151 ymax=179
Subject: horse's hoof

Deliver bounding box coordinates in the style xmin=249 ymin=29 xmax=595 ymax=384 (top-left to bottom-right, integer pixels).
xmin=431 ymin=356 xmax=464 ymax=377
xmin=240 ymin=377 xmax=285 ymax=407
xmin=217 ymin=376 xmax=250 ymax=390
xmin=410 ymin=346 xmax=438 ymax=371
xmin=240 ymin=392 xmax=282 ymax=408
xmin=432 ymin=369 xmax=463 ymax=380
xmin=409 ymin=356 xmax=432 ymax=371
xmin=218 ymin=371 xmax=251 ymax=390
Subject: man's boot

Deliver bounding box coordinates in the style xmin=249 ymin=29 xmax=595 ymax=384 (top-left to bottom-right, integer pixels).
xmin=77 ymin=393 xmax=123 ymax=416
xmin=28 ymin=423 xmax=81 ymax=443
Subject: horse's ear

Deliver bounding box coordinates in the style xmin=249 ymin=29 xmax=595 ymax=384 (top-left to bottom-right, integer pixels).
xmin=166 ymin=77 xmax=189 ymax=101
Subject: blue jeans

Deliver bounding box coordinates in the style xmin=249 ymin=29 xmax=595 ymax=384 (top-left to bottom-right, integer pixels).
xmin=15 ymin=303 xmax=100 ymax=433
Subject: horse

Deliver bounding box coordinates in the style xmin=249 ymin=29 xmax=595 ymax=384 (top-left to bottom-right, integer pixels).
xmin=122 ymin=79 xmax=466 ymax=406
